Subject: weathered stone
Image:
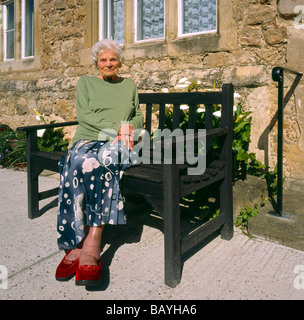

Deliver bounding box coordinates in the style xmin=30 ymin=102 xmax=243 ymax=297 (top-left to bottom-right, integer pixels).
xmin=15 ymin=81 xmax=29 ymax=91
xmin=67 ymin=0 xmax=76 ymax=8
xmin=263 ymin=26 xmax=285 ymax=45
xmin=277 ymin=0 xmax=304 ymax=18
xmin=286 ymin=28 xmax=304 ymax=73
xmin=75 ymin=7 xmax=86 ymax=18
xmin=55 ymin=0 xmax=66 ymax=10
xmin=63 ymin=10 xmax=73 ymax=24
xmin=230 ymin=50 xmax=258 ymax=65
xmin=36 ymin=79 xmax=58 ymax=90
xmin=16 ymin=97 xmax=28 ymax=115
xmin=54 ymin=99 xmax=72 ymax=118
xmin=247 ymin=4 xmax=277 ymax=25
xmin=142 ymin=60 xmax=160 ymax=73
xmin=294 ymin=85 xmax=304 ymax=153
xmin=222 ymin=65 xmax=269 ymax=87
xmin=61 ymin=77 xmax=79 ymax=90
xmin=203 ymin=52 xmax=229 ymax=68
xmin=240 ymin=26 xmax=263 ymax=46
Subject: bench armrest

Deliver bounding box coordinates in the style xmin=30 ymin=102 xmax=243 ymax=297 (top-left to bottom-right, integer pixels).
xmin=17 ymin=121 xmax=78 ymax=133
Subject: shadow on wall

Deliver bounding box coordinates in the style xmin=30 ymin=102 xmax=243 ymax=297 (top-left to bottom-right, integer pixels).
xmin=258 ymin=68 xmax=303 ymax=168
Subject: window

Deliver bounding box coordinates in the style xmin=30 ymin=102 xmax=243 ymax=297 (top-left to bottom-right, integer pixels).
xmin=135 ymin=0 xmax=165 ymax=41
xmin=22 ymin=0 xmax=34 ymax=58
xmin=3 ymin=1 xmax=15 ymax=60
xmin=99 ymin=0 xmax=124 ymax=45
xmin=92 ymin=0 xmax=221 ymax=58
xmin=178 ymin=0 xmax=217 ymax=36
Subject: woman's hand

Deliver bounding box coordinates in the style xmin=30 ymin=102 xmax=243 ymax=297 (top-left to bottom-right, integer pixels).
xmin=112 ymin=123 xmax=134 ymax=149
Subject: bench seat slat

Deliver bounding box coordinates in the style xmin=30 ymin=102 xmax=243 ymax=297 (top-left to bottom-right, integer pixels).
xmin=32 ymin=151 xmax=66 ymax=161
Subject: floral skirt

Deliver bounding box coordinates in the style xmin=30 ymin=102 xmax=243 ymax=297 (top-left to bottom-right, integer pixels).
xmin=57 ymin=140 xmax=138 ymax=250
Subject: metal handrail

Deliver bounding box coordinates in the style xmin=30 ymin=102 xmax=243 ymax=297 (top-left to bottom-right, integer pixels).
xmin=270 ymin=67 xmax=303 ymax=219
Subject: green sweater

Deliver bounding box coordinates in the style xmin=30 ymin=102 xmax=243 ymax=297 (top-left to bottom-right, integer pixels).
xmin=73 ymin=75 xmax=144 ymax=143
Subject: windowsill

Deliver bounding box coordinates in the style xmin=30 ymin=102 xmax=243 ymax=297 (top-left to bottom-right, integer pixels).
xmin=123 ymin=32 xmax=221 ymax=60
xmin=21 ymin=55 xmax=35 ymax=60
xmin=171 ymin=31 xmax=220 ymax=44
xmin=3 ymin=58 xmax=15 ymax=62
xmin=128 ymin=38 xmax=166 ymax=48
xmin=176 ymin=30 xmax=218 ymax=40
xmin=133 ymin=37 xmax=166 ymax=45
xmin=124 ymin=38 xmax=167 ymax=59
xmin=0 ymin=56 xmax=40 ymax=73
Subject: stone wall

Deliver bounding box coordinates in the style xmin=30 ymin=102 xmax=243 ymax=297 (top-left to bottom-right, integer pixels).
xmin=1 ymin=0 xmax=304 ymax=185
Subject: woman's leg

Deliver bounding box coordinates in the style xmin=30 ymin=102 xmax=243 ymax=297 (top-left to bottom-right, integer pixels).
xmin=79 ymin=225 xmax=104 ymax=266
xmin=62 ymin=225 xmax=103 ymax=265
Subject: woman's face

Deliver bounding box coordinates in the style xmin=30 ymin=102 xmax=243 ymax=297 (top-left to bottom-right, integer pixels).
xmin=97 ymin=49 xmax=121 ymax=80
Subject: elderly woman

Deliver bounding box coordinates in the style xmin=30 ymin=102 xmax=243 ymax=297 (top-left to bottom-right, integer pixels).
xmin=55 ymin=39 xmax=143 ymax=286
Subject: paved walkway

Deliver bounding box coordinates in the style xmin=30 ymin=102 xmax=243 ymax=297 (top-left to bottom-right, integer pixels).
xmin=1 ymin=168 xmax=304 ymax=300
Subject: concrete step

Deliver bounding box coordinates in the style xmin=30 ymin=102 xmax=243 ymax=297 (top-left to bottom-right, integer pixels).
xmin=248 ymin=189 xmax=304 ymax=251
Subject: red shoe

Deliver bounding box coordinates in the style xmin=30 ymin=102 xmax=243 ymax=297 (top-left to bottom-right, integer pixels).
xmin=55 ymin=250 xmax=79 ymax=282
xmin=75 ymin=260 xmax=102 ymax=286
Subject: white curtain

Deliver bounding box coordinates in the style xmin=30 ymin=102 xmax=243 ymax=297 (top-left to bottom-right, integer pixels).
xmin=138 ymin=0 xmax=164 ymax=40
xmin=183 ymin=0 xmax=217 ymax=34
xmin=112 ymin=0 xmax=124 ymax=44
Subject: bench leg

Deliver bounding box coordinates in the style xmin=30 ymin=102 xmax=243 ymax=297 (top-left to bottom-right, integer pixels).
xmin=25 ymin=131 xmax=41 ymax=219
xmin=27 ymin=166 xmax=41 ymax=219
xmin=163 ymin=164 xmax=181 ymax=288
xmin=220 ymin=175 xmax=234 ymax=241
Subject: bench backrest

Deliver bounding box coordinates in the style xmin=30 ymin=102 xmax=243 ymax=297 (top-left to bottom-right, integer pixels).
xmin=138 ymin=83 xmax=234 ymax=135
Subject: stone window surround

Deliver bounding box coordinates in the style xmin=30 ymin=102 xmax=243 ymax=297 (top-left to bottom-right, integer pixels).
xmin=85 ymin=0 xmax=234 ymax=62
xmin=0 ymin=0 xmax=40 ymax=73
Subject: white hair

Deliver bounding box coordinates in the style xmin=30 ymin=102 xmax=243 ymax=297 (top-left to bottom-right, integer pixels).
xmin=91 ymin=39 xmax=124 ymax=66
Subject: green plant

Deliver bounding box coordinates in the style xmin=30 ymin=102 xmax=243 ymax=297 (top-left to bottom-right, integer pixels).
xmin=0 ymin=131 xmax=11 ymax=167
xmin=34 ymin=109 xmax=69 ymax=152
xmin=37 ymin=121 xmax=69 ymax=152
xmin=0 ymin=130 xmax=26 ymax=168
xmin=235 ymin=204 xmax=259 ymax=231
xmin=260 ymin=164 xmax=282 ymax=205
xmin=0 ymin=123 xmax=10 ymax=131
xmin=0 ymin=111 xmax=69 ymax=168
xmin=233 ymin=104 xmax=251 ymax=160
xmin=247 ymin=152 xmax=267 ymax=177
xmin=6 ymin=132 xmax=27 ymax=168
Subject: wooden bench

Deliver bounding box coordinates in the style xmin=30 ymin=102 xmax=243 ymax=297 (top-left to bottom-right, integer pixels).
xmin=17 ymin=83 xmax=234 ymax=287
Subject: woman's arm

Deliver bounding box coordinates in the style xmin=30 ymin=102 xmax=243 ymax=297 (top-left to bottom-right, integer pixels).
xmin=129 ymin=85 xmax=144 ymax=130
xmin=114 ymin=84 xmax=143 ymax=149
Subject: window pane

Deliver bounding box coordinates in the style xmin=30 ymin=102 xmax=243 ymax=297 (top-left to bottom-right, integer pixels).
xmin=6 ymin=30 xmax=14 ymax=59
xmin=100 ymin=0 xmax=124 ymax=45
xmin=112 ymin=0 xmax=124 ymax=44
xmin=183 ymin=0 xmax=217 ymax=34
xmin=5 ymin=1 xmax=15 ymax=59
xmin=25 ymin=0 xmax=34 ymax=57
xmin=137 ymin=0 xmax=164 ymax=41
xmin=7 ymin=2 xmax=14 ymax=30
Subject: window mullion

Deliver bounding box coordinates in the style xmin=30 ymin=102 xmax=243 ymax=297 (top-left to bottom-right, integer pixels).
xmin=107 ymin=0 xmax=111 ymax=39
xmin=99 ymin=0 xmax=124 ymax=44
xmin=137 ymin=0 xmax=142 ymax=41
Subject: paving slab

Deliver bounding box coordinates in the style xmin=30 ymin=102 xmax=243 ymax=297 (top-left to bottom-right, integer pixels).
xmin=1 ymin=168 xmax=304 ymax=300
